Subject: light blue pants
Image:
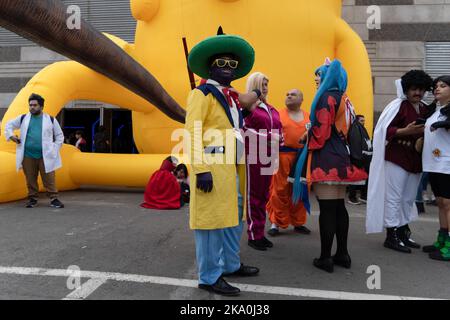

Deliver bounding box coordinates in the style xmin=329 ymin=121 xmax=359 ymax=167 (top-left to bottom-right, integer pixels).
xmin=194 ymin=177 xmax=243 ymax=285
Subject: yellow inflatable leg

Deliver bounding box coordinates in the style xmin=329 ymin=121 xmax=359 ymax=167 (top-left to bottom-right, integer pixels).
xmin=0 ymin=59 xmax=175 ymax=203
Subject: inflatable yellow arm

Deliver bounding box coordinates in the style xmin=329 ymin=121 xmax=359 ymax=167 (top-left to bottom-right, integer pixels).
xmin=335 ymin=18 xmax=374 ymax=135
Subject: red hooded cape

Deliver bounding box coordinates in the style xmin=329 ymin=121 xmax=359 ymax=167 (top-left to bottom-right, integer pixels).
xmin=140 ymin=159 xmax=181 ymax=210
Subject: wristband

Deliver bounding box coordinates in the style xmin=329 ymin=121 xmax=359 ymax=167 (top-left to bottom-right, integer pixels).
xmin=252 ymin=89 xmax=262 ymax=98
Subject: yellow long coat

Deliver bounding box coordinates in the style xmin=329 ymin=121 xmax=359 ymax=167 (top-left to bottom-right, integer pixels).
xmin=185 ymin=88 xmax=246 ymax=230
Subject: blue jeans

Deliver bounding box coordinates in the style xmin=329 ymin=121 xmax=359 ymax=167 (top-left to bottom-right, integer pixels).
xmin=194 ymin=176 xmax=243 ymax=285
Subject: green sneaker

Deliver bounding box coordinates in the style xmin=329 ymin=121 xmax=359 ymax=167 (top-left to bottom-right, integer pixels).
xmin=422 ymin=231 xmax=446 ymax=253
xmin=429 ymin=235 xmax=450 ymax=261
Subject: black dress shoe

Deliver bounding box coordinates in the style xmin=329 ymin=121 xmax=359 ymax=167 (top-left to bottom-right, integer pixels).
xmin=313 ymin=258 xmax=334 ymax=273
xmin=294 ymin=225 xmax=311 ymax=235
xmin=262 ymin=237 xmax=273 ymax=248
xmin=198 ymin=277 xmax=240 ymax=296
xmin=225 ymin=263 xmax=260 ymax=277
xmin=332 ymin=254 xmax=351 ymax=269
xmin=248 ymin=239 xmax=267 ymax=251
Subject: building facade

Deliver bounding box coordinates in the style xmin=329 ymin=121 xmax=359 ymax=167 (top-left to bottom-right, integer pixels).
xmin=343 ymin=0 xmax=450 ymax=121
xmin=1 ymin=0 xmax=449 ymax=124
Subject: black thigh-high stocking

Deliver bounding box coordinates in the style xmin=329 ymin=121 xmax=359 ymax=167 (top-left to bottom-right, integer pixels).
xmin=318 ymin=199 xmax=338 ymax=259
xmin=336 ymin=199 xmax=350 ymax=257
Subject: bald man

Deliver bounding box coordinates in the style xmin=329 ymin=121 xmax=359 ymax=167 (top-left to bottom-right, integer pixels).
xmin=266 ymin=89 xmax=311 ymax=236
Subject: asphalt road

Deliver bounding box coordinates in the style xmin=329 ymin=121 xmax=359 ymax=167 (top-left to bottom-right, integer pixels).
xmin=0 ymin=187 xmax=448 ymax=300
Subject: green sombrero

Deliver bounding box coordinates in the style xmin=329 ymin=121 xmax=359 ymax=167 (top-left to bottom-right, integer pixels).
xmin=188 ymin=28 xmax=255 ymax=80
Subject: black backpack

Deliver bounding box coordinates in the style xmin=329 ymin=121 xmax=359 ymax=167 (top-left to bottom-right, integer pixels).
xmin=346 ymin=120 xmax=372 ymax=169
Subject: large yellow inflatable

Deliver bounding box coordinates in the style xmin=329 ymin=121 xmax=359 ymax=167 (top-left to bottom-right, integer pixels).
xmin=0 ymin=0 xmax=373 ymax=203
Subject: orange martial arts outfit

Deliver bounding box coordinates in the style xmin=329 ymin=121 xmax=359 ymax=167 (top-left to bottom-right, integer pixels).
xmin=266 ymin=108 xmax=310 ymax=229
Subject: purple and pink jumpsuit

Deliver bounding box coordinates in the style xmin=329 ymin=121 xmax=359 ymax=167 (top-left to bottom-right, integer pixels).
xmin=244 ymin=102 xmax=283 ymax=241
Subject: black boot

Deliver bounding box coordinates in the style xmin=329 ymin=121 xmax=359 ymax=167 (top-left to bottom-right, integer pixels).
xmin=415 ymin=201 xmax=425 ymax=214
xmin=397 ymin=225 xmax=421 ymax=249
xmin=332 ymin=254 xmax=351 ymax=269
xmin=335 ymin=200 xmax=350 ymax=268
xmin=313 ymin=258 xmax=334 ymax=273
xmin=384 ymin=227 xmax=412 ymax=253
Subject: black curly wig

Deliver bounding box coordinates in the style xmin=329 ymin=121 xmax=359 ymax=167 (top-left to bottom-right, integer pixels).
xmin=401 ymin=70 xmax=433 ymax=93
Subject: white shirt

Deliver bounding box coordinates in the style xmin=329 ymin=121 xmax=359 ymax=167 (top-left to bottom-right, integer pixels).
xmin=423 ymin=105 xmax=450 ymax=174
xmin=206 ymin=79 xmax=242 ymax=141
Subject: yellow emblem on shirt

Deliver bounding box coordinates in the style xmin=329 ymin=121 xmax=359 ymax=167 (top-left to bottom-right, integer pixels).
xmin=432 ymin=149 xmax=441 ymax=158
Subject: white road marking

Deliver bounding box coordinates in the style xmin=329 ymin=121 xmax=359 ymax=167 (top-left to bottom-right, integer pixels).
xmin=63 ymin=278 xmax=107 ymax=300
xmin=0 ymin=266 xmax=442 ymax=300
xmin=169 ymin=262 xmax=198 ymax=300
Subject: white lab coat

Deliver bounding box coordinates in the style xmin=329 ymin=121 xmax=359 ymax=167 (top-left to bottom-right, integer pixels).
xmin=366 ymin=79 xmax=418 ymax=233
xmin=4 ymin=113 xmax=64 ymax=173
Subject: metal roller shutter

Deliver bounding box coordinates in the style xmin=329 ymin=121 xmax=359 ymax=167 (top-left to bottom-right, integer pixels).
xmin=87 ymin=0 xmax=136 ymax=42
xmin=0 ymin=0 xmax=135 ymax=46
xmin=425 ymin=42 xmax=450 ymax=103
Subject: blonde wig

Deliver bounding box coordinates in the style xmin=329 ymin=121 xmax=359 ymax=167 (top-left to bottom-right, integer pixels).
xmin=246 ymin=72 xmax=269 ymax=96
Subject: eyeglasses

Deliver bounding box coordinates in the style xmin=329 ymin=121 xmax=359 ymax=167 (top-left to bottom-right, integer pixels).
xmin=211 ymin=58 xmax=239 ymax=69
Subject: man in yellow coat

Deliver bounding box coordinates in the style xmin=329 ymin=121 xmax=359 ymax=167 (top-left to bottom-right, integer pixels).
xmin=186 ymin=29 xmax=261 ymax=296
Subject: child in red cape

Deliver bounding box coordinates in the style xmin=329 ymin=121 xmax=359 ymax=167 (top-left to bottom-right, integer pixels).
xmin=141 ymin=156 xmax=181 ymax=210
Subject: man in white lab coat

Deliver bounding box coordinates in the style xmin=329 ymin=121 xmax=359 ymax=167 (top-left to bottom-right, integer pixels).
xmin=5 ymin=93 xmax=65 ymax=208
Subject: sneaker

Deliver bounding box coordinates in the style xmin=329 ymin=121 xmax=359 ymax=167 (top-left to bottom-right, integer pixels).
xmin=50 ymin=199 xmax=64 ymax=208
xmin=25 ymin=198 xmax=38 ymax=208
xmin=268 ymin=228 xmax=280 ymax=237
xmin=294 ymin=225 xmax=311 ymax=235
xmin=423 ymin=230 xmax=447 ymax=253
xmin=347 ymin=197 xmax=361 ymax=205
xmin=358 ymin=197 xmax=367 ymax=204
xmin=429 ymin=237 xmax=450 ymax=261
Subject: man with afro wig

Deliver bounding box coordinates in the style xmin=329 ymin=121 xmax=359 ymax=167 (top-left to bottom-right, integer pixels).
xmin=367 ymin=70 xmax=434 ymax=254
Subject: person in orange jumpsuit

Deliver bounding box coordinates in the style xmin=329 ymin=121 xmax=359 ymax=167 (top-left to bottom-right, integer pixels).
xmin=266 ymin=89 xmax=311 ymax=236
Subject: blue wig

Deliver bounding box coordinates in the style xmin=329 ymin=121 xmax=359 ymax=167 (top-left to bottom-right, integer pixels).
xmin=292 ymin=60 xmax=348 ymax=209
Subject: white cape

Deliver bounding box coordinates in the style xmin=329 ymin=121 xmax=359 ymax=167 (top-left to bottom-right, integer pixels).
xmin=365 ymin=79 xmax=419 ymax=233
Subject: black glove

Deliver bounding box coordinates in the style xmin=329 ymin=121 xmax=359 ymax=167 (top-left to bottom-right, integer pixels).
xmin=431 ymin=120 xmax=450 ymax=131
xmin=196 ymin=172 xmax=213 ymax=193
